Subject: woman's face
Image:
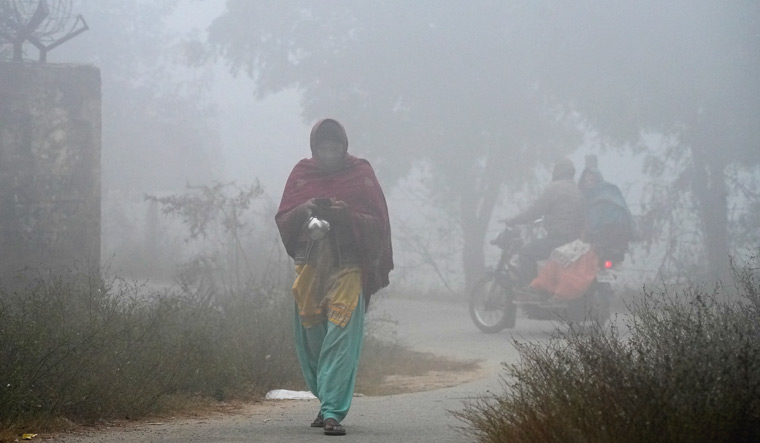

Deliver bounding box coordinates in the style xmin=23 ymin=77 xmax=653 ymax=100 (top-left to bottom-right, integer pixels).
xmin=313 ymin=140 xmax=346 ymax=172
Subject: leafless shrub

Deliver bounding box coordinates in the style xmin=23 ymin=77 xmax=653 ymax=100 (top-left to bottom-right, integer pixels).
xmin=454 ymin=254 xmax=760 ymax=442
xmin=0 ymin=264 xmax=302 ymax=433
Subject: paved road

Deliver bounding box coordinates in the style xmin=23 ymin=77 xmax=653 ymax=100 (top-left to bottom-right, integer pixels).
xmin=52 ymin=297 xmax=559 ymax=442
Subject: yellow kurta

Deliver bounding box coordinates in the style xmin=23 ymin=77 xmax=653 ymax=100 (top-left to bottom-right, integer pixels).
xmin=293 ymin=263 xmax=362 ymax=328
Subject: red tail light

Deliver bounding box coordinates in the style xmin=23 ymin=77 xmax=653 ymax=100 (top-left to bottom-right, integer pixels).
xmin=604 ymin=260 xmax=613 ymax=269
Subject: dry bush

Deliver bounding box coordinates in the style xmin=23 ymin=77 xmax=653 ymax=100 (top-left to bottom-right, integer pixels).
xmin=0 ymin=266 xmax=302 ymax=434
xmin=0 ymin=266 xmax=440 ymax=438
xmin=454 ymin=256 xmax=760 ymax=442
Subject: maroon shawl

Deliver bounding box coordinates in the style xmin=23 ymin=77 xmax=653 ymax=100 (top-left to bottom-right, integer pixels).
xmin=275 ymin=154 xmax=393 ymax=302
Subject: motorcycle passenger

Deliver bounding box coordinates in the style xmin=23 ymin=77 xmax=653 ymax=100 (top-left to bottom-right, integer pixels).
xmin=504 ymin=157 xmax=586 ymax=300
xmin=579 ymin=155 xmax=635 ymax=264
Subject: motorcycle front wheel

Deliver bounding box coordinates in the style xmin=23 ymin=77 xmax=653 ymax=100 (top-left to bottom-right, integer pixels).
xmin=469 ymin=272 xmax=517 ymax=333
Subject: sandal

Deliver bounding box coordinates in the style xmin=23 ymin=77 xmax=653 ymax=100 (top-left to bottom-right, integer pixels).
xmin=310 ymin=412 xmax=324 ymax=428
xmin=323 ymin=418 xmax=346 ymax=436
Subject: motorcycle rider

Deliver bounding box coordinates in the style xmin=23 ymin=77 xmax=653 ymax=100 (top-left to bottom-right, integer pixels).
xmin=578 ymin=155 xmax=635 ymax=263
xmin=504 ymin=157 xmax=586 ymax=301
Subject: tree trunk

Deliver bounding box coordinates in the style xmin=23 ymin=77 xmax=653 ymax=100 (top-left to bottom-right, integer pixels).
xmin=457 ymin=149 xmax=504 ymax=292
xmin=691 ymin=148 xmax=731 ymax=282
xmin=460 ymin=197 xmax=488 ymax=293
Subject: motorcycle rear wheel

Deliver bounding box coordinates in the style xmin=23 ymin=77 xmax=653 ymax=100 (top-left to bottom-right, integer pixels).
xmin=469 ymin=272 xmax=516 ymax=333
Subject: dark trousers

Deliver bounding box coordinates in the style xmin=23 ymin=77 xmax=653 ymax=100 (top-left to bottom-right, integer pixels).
xmin=518 ymin=234 xmax=575 ymax=285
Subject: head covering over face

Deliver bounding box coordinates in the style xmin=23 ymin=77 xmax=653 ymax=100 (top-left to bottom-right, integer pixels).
xmin=276 ymin=119 xmax=393 ymax=302
xmin=310 ymin=118 xmax=349 ymax=154
xmin=580 ymin=154 xmax=605 ymax=186
xmin=552 ymin=157 xmax=576 ymax=181
xmin=578 ymin=154 xmax=635 ymax=259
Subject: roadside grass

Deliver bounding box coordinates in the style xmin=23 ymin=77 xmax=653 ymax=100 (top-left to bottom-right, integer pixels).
xmin=453 ymin=257 xmax=760 ymax=442
xmin=0 ymin=268 xmax=477 ymax=441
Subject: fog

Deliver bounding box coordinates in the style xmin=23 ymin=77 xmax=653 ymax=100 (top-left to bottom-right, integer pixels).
xmin=12 ymin=0 xmax=758 ymax=289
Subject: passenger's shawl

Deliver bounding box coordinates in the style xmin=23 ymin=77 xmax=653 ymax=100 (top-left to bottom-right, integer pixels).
xmin=581 ymin=168 xmax=634 ymax=237
xmin=275 ymin=154 xmax=393 ymax=306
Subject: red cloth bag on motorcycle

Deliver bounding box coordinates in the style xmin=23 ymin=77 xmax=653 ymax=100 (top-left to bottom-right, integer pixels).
xmin=530 ymin=239 xmax=598 ymax=300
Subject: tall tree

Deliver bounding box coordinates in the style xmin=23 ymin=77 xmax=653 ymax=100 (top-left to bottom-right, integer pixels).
xmin=528 ymin=0 xmax=760 ymax=279
xmin=40 ymin=0 xmax=222 ymax=277
xmin=49 ymin=0 xmax=220 ymax=195
xmin=208 ymin=1 xmax=580 ymax=289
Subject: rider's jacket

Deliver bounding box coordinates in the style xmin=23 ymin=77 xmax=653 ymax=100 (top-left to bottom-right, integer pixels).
xmin=511 ymin=178 xmax=585 ymax=241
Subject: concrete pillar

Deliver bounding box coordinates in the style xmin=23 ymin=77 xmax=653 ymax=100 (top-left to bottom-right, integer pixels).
xmin=0 ymin=62 xmax=101 ymax=279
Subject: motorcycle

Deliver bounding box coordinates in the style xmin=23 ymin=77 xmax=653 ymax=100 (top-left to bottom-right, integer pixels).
xmin=468 ymin=221 xmax=615 ymax=333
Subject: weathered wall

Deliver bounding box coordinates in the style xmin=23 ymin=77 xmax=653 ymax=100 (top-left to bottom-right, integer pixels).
xmin=0 ymin=62 xmax=101 ymax=278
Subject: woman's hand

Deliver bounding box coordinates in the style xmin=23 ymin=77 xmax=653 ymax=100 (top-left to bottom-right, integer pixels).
xmin=301 ymin=198 xmax=331 ymax=216
xmin=321 ymin=200 xmax=350 ymax=224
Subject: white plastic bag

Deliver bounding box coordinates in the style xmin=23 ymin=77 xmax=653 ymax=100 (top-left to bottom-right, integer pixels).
xmin=265 ymin=389 xmax=317 ymax=400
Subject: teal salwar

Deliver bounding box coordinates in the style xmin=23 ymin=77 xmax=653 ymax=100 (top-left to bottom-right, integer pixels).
xmin=293 ymin=295 xmax=365 ymax=423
